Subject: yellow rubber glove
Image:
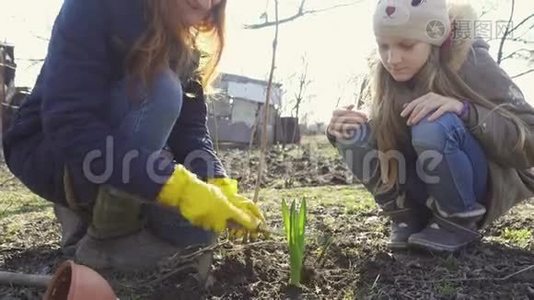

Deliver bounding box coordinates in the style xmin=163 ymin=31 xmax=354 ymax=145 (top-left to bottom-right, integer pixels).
xmin=208 ymin=177 xmax=266 ymax=223
xmin=158 ymin=165 xmax=261 ymax=233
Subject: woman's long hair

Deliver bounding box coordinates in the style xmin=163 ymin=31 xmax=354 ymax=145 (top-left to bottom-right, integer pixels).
xmin=126 ymin=0 xmax=226 ymax=88
xmin=367 ymin=45 xmax=529 ymax=189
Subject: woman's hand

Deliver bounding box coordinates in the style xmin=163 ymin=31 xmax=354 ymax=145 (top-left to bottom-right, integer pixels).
xmin=158 ymin=165 xmax=264 ymax=235
xmin=208 ymin=177 xmax=267 ymax=241
xmin=327 ymin=105 xmax=369 ymax=140
xmin=400 ymin=92 xmax=464 ymax=126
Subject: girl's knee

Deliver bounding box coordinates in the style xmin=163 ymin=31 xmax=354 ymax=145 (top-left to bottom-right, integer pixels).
xmin=113 ymin=69 xmax=184 ymax=117
xmin=144 ymin=70 xmax=183 ymax=115
xmin=410 ymin=112 xmax=464 ymax=151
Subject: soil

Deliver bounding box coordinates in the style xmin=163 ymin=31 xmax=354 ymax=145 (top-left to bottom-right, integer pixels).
xmin=218 ymin=143 xmax=354 ymax=190
xmin=2 ymin=199 xmax=534 ymax=299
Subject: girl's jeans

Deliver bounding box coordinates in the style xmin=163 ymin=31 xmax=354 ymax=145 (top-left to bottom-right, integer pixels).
xmin=334 ymin=112 xmax=488 ymax=216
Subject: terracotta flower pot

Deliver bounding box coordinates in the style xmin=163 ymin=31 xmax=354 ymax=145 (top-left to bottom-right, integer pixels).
xmin=43 ymin=260 xmax=117 ymax=300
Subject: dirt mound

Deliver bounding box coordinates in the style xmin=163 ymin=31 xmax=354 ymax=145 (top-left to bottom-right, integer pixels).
xmin=218 ymin=144 xmax=353 ymax=190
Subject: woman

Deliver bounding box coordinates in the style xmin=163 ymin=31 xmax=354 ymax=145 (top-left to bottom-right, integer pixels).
xmin=327 ymin=0 xmax=534 ymax=252
xmin=2 ymin=0 xmax=265 ymax=271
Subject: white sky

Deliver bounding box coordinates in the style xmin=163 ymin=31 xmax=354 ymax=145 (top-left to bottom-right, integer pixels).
xmin=0 ymin=0 xmax=533 ymax=123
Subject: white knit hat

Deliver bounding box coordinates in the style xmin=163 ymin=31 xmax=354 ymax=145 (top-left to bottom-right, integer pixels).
xmin=373 ymin=0 xmax=451 ymax=46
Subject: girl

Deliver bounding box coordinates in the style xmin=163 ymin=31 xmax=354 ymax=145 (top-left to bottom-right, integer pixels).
xmin=2 ymin=0 xmax=265 ymax=271
xmin=328 ymin=0 xmax=534 ymax=252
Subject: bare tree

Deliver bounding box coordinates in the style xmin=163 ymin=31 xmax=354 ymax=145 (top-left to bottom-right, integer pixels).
xmin=493 ymin=1 xmax=534 ymax=79
xmin=500 ymin=48 xmax=534 ymax=62
xmin=496 ymin=1 xmax=534 ymax=61
xmin=511 ymin=68 xmax=534 ymax=79
xmin=244 ymin=0 xmax=361 ymax=30
xmin=496 ymin=0 xmax=516 ymax=64
xmin=253 ymin=0 xmax=280 ymax=202
xmin=292 ymin=56 xmax=311 ymax=122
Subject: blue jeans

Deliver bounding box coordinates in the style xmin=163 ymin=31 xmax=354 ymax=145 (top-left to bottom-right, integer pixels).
xmin=107 ymin=69 xmax=183 ymax=151
xmin=336 ymin=112 xmax=488 ymax=215
xmin=107 ymin=69 xmax=215 ymax=247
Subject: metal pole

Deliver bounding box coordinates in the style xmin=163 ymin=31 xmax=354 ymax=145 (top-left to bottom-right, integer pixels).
xmin=0 ymin=270 xmax=52 ymax=288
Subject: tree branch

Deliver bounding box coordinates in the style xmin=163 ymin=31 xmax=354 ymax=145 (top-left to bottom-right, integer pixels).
xmin=292 ymin=57 xmax=310 ymax=120
xmin=512 ymin=23 xmax=534 ymax=40
xmin=297 ymin=0 xmax=306 ymax=13
xmin=508 ymin=13 xmax=534 ymax=36
xmin=511 ymin=38 xmax=534 ymax=45
xmin=511 ymin=68 xmax=534 ymax=79
xmin=497 ymin=0 xmax=515 ymax=65
xmin=500 ymin=48 xmax=533 ymax=62
xmin=253 ymin=0 xmax=280 ymax=202
xmin=244 ymin=1 xmax=359 ymax=30
xmin=244 ymin=12 xmax=304 ymax=29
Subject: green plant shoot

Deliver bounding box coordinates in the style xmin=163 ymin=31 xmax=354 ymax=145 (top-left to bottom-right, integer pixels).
xmin=281 ymin=198 xmax=307 ymax=286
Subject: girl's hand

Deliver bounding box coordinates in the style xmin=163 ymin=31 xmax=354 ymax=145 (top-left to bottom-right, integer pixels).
xmin=400 ymin=92 xmax=464 ymax=126
xmin=327 ymin=105 xmax=369 ymax=140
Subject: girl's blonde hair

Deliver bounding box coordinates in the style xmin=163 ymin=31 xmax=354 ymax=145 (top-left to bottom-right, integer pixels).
xmin=367 ymin=45 xmax=528 ymax=189
xmin=126 ymin=0 xmax=226 ymax=89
